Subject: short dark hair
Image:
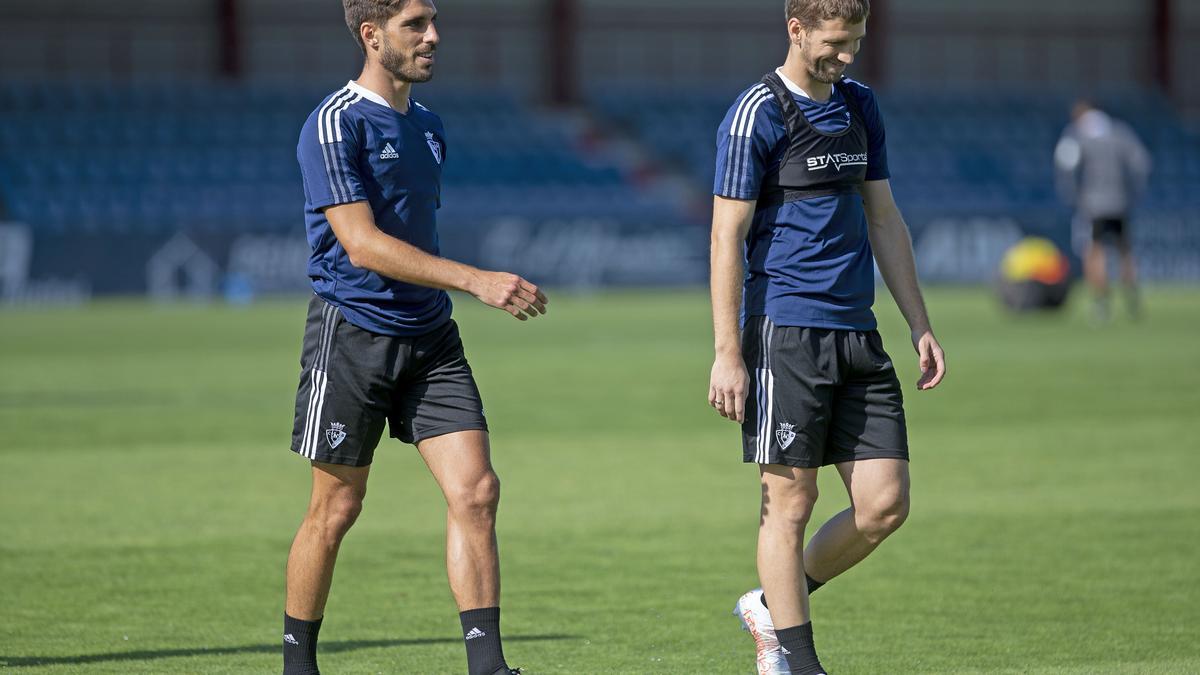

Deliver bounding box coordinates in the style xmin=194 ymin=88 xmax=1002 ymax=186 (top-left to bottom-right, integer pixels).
xmin=343 ymin=0 xmax=410 ymax=53
xmin=785 ymin=0 xmax=870 ymax=30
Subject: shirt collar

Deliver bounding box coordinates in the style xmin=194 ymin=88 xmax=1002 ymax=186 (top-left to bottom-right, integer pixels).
xmin=774 ymin=68 xmax=812 ymax=100
xmin=347 ymin=80 xmax=400 ymax=111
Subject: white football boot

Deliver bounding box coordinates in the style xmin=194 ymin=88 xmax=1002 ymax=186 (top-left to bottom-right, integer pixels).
xmin=734 ymin=588 xmax=790 ymax=675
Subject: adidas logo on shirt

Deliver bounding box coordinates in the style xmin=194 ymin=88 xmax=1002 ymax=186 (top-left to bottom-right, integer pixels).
xmin=380 ymin=142 xmax=399 ymax=160
xmin=464 ymin=627 xmax=486 ymax=640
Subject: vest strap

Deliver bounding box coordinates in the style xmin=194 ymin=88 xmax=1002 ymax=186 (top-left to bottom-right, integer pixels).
xmin=756 ymin=184 xmax=861 ymax=209
xmin=754 ymin=73 xmax=867 ymax=211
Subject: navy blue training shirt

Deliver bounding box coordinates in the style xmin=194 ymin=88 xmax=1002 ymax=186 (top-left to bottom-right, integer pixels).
xmin=298 ymin=80 xmax=451 ymax=336
xmin=714 ymin=71 xmax=889 ymax=331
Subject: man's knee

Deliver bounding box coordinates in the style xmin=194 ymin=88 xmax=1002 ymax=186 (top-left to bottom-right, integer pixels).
xmin=762 ymin=483 xmax=818 ymax=529
xmin=446 ymin=471 xmax=501 ymax=520
xmin=856 ymin=490 xmax=909 ymax=544
xmin=308 ymin=490 xmax=365 ymax=542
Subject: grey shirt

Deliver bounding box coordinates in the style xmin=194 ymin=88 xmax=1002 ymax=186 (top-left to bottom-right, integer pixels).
xmin=1054 ymin=110 xmax=1151 ymax=220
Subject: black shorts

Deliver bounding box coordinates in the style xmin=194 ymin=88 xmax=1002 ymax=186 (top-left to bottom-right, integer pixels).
xmin=741 ymin=317 xmax=908 ymax=468
xmin=290 ymin=295 xmax=488 ymax=467
xmin=1092 ymin=217 xmax=1127 ymax=245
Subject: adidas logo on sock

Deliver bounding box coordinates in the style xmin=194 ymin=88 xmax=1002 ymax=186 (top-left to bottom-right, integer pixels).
xmin=780 ymin=646 xmax=791 ymax=655
xmin=465 ymin=627 xmax=486 ymax=640
xmin=283 ymin=633 xmax=299 ymax=646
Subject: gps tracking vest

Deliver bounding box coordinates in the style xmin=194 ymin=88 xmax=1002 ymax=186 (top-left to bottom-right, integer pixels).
xmin=755 ymin=72 xmax=869 ymax=211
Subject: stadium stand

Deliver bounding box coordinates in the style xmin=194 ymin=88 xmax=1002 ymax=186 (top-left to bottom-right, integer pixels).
xmin=0 ymin=80 xmax=681 ymax=235
xmin=1 ymin=79 xmax=1197 ymax=282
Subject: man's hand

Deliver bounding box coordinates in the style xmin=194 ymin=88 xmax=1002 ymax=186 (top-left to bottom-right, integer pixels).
xmin=468 ymin=271 xmax=548 ymax=321
xmin=709 ymin=352 xmax=750 ymax=422
xmin=911 ymin=330 xmax=946 ymax=390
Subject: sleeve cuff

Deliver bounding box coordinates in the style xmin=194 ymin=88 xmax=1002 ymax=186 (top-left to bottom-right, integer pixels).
xmin=311 ymin=196 xmax=368 ymax=212
xmin=714 ymin=189 xmax=759 ymax=200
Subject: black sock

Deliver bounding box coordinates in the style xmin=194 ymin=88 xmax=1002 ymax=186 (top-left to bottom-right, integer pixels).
xmin=282 ymin=614 xmax=322 ymax=675
xmin=807 ymin=573 xmax=825 ymax=594
xmin=776 ymin=622 xmax=826 ymax=675
xmin=460 ymin=606 xmax=508 ymax=675
xmin=761 ymin=574 xmax=825 ymax=610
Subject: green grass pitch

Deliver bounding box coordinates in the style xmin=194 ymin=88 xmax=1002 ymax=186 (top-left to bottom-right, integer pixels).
xmin=1 ymin=287 xmax=1198 ymax=674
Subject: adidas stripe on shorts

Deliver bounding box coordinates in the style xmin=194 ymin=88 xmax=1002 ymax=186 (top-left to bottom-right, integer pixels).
xmin=741 ymin=316 xmax=909 ymax=468
xmin=291 ymin=295 xmax=488 ymax=467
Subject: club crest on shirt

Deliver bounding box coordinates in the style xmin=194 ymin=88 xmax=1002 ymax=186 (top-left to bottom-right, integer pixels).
xmin=326 ymin=422 xmax=347 ymax=449
xmin=425 ymin=131 xmax=442 ymax=165
xmin=776 ymin=422 xmax=796 ymax=449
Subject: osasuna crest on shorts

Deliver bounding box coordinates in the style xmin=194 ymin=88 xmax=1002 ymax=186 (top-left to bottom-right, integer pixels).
xmin=776 ymin=422 xmax=796 ymax=449
xmin=326 ymin=422 xmax=347 ymax=449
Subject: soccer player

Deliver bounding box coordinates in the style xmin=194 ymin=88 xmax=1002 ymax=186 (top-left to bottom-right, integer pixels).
xmin=1054 ymin=99 xmax=1151 ymax=322
xmin=706 ymin=1 xmax=946 ymax=673
xmin=283 ymin=2 xmax=544 ymax=673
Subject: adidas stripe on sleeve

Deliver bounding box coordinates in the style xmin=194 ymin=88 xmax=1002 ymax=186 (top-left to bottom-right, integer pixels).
xmin=713 ymin=84 xmax=780 ymax=201
xmin=298 ymin=87 xmax=368 ymax=211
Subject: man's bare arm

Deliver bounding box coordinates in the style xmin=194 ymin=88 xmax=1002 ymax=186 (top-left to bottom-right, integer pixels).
xmin=861 ymin=179 xmax=946 ymax=390
xmin=325 ymin=201 xmax=547 ymax=320
xmin=708 ymin=196 xmax=757 ymax=421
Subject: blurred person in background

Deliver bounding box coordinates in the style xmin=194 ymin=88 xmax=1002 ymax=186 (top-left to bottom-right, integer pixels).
xmin=282 ymin=1 xmax=545 ymax=674
xmin=707 ymin=0 xmax=946 ymax=673
xmin=1055 ymin=99 xmax=1152 ymax=321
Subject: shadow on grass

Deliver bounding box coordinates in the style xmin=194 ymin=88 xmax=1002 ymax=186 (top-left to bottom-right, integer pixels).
xmin=0 ymin=634 xmax=578 ymax=668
